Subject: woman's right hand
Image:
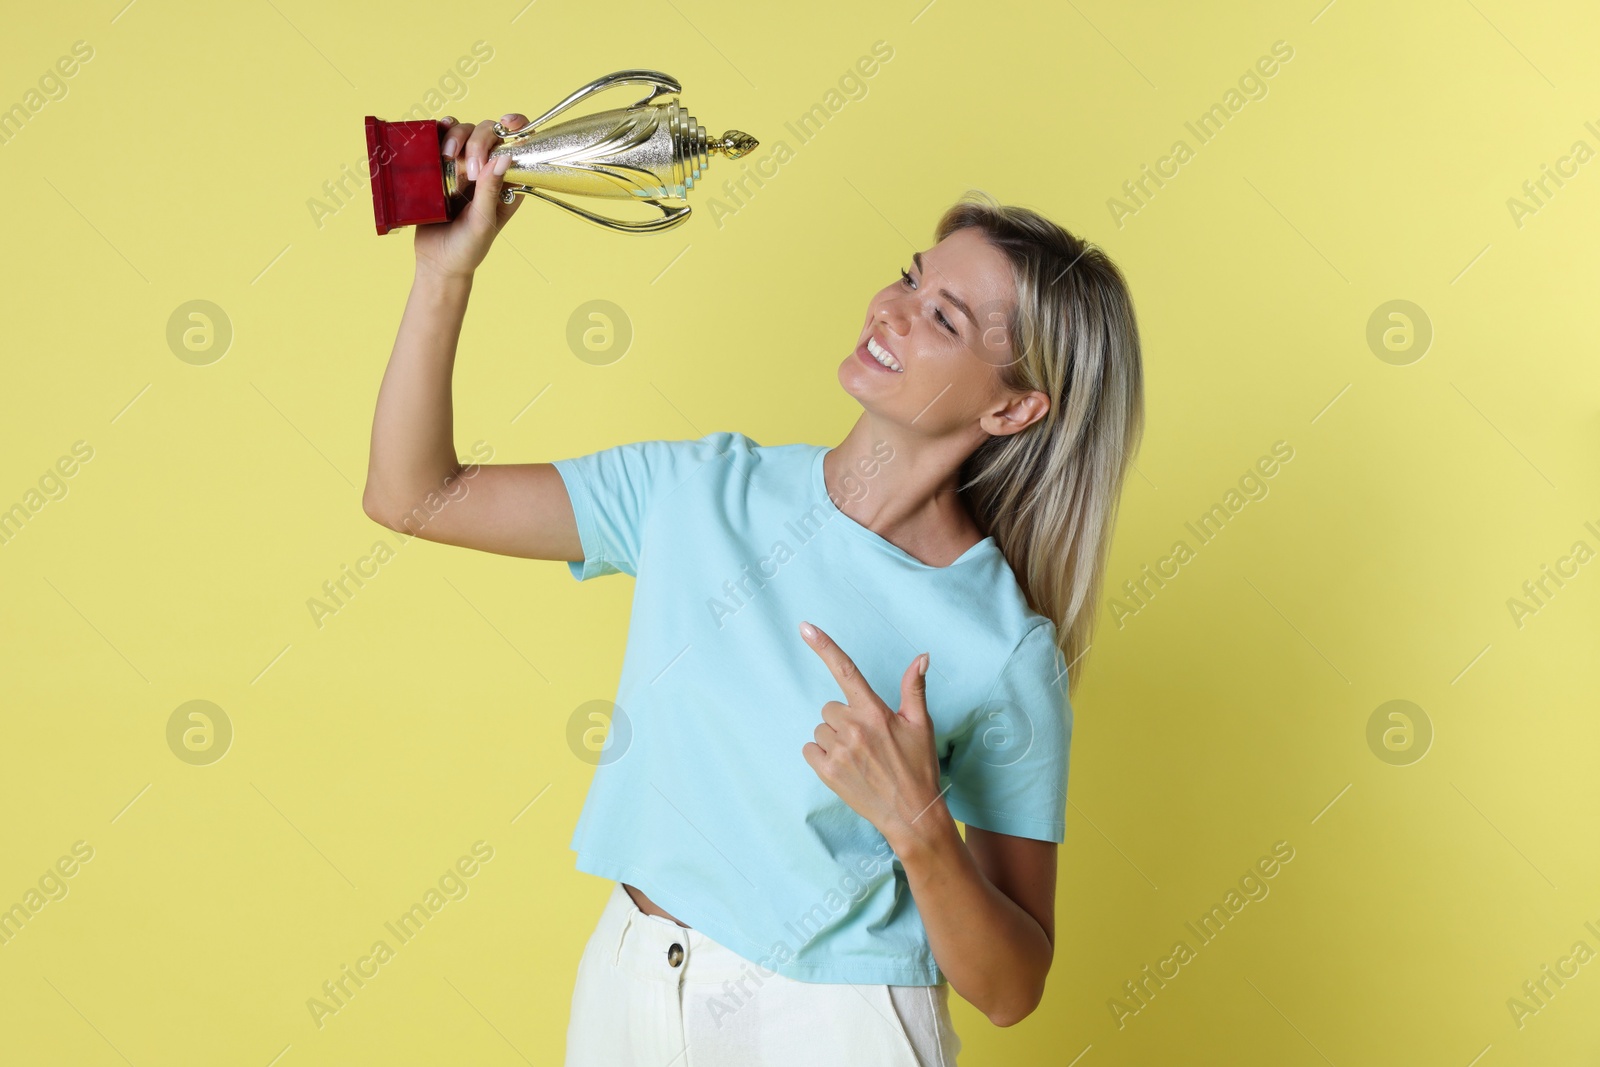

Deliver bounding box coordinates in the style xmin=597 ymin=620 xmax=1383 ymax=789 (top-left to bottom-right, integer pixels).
xmin=412 ymin=113 xmax=531 ymax=281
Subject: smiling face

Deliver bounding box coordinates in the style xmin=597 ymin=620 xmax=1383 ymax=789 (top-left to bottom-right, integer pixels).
xmin=841 ymin=227 xmax=1041 ymax=438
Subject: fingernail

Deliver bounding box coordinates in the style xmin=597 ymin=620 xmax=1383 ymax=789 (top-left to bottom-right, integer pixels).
xmin=493 ymin=154 xmax=510 ymax=175
xmin=442 ymin=137 xmax=457 ymax=157
xmin=918 ymin=653 xmax=929 ymax=677
xmin=799 ymin=621 xmax=817 ymax=640
xmin=500 ymin=113 xmax=515 ymax=124
xmin=466 ymin=157 xmax=478 ymax=180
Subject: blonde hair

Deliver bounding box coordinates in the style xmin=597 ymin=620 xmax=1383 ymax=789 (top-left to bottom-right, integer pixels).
xmin=937 ymin=191 xmax=1145 ymax=698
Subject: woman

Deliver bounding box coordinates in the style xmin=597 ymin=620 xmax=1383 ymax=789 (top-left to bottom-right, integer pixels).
xmin=362 ymin=113 xmax=1145 ymax=1066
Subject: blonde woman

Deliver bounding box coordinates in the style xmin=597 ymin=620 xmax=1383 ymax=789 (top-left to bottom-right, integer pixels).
xmin=362 ymin=113 xmax=1145 ymax=1066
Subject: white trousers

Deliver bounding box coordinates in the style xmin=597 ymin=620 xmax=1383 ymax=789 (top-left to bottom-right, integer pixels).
xmin=563 ymin=881 xmax=963 ymax=1066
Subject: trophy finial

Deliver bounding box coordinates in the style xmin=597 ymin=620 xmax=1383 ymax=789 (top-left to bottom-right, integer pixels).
xmin=712 ymin=130 xmax=759 ymax=159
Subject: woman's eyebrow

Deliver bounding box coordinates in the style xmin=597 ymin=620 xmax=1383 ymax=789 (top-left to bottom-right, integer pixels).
xmin=912 ymin=251 xmax=978 ymax=331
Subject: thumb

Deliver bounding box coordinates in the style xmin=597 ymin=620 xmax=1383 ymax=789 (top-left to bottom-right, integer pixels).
xmin=493 ymin=115 xmax=529 ymax=225
xmin=470 ymin=152 xmax=511 ymax=225
xmin=898 ymin=653 xmax=930 ymax=724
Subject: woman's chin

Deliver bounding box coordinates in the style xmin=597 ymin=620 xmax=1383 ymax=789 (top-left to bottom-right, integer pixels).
xmin=837 ymin=355 xmax=888 ymax=399
xmin=836 ymin=357 xmax=863 ymax=398
xmin=838 ymin=367 xmax=897 ymax=421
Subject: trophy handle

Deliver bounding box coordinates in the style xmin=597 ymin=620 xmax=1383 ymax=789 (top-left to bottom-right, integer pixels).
xmin=492 ymin=70 xmax=681 ymax=139
xmin=499 ymin=182 xmax=691 ymax=233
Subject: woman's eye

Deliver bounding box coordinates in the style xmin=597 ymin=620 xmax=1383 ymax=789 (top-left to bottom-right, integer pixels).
xmin=900 ymin=266 xmax=958 ymax=335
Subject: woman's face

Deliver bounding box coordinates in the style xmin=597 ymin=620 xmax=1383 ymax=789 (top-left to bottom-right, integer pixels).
xmin=840 ymin=227 xmax=1031 ymax=437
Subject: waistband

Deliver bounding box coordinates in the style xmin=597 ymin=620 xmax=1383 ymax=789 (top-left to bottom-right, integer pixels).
xmin=600 ymin=881 xmax=786 ymax=986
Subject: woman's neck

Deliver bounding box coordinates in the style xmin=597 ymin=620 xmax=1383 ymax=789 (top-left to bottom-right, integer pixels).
xmin=822 ymin=417 xmax=986 ymax=565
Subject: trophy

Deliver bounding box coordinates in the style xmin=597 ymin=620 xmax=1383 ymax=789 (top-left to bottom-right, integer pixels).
xmin=364 ymin=69 xmax=757 ymax=235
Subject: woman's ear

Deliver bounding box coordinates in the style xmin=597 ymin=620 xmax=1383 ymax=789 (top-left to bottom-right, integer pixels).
xmin=982 ymin=390 xmax=1050 ymax=437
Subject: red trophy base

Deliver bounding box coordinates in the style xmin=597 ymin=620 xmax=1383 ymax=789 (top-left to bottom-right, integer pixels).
xmin=365 ymin=116 xmax=456 ymax=235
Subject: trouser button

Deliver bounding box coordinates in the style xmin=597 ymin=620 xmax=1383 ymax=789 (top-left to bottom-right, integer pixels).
xmin=667 ymin=942 xmax=684 ymax=968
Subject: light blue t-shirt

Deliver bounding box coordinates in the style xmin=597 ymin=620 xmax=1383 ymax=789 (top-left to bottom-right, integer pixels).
xmin=551 ymin=431 xmax=1071 ymax=985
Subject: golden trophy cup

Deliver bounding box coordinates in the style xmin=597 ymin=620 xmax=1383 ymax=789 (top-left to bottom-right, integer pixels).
xmin=364 ymin=69 xmax=757 ymax=235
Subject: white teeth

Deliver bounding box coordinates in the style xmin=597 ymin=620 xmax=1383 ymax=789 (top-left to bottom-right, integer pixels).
xmin=866 ymin=336 xmax=902 ymax=372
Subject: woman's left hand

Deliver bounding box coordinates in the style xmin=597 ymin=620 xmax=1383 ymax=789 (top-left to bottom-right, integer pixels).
xmin=799 ymin=621 xmax=945 ymax=847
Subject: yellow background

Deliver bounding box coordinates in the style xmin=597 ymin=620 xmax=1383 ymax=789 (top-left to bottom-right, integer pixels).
xmin=2 ymin=0 xmax=1597 ymax=1063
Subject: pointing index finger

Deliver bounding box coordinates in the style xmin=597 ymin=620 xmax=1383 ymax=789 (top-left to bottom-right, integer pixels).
xmin=799 ymin=621 xmax=876 ymax=708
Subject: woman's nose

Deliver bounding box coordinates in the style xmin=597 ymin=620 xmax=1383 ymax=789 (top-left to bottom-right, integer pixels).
xmin=876 ymin=301 xmax=911 ymax=336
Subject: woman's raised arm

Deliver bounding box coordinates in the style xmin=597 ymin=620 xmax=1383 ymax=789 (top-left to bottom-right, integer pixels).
xmin=360 ymin=113 xmax=582 ymax=562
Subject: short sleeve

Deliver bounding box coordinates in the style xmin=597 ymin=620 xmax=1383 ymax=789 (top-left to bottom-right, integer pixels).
xmin=550 ymin=432 xmax=744 ymax=582
xmin=943 ymin=622 xmax=1072 ymax=843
